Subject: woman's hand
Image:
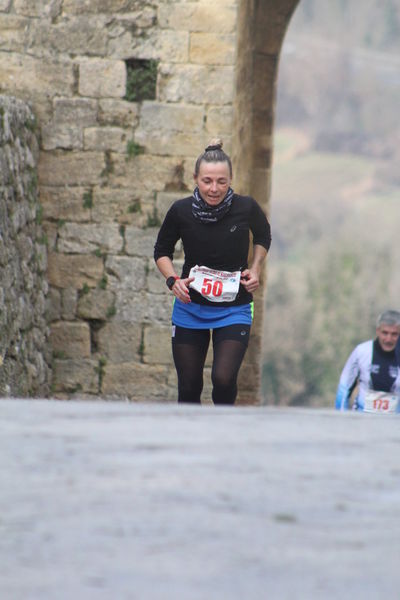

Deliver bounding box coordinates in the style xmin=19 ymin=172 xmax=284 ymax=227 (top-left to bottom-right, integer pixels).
xmin=240 ymin=268 xmax=260 ymax=293
xmin=241 ymin=245 xmax=267 ymax=293
xmin=172 ymin=277 xmax=194 ymax=304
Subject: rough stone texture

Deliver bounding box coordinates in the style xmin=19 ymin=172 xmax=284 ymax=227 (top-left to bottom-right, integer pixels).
xmin=0 ymin=53 xmax=74 ymax=97
xmin=78 ymin=59 xmax=126 ymax=98
xmin=0 ymin=96 xmax=50 ymax=397
xmin=0 ymin=0 xmax=300 ymax=402
xmin=50 ymin=321 xmax=91 ymax=359
xmin=57 ymin=222 xmax=123 ymax=254
xmin=47 ymin=253 xmax=104 ymax=289
xmin=190 ymin=32 xmax=236 ymax=65
xmin=1 ymin=399 xmax=400 ymax=600
xmin=40 ymin=186 xmax=93 ymax=223
xmin=77 ymin=289 xmax=116 ymax=321
xmin=143 ymin=324 xmax=172 ymax=364
xmin=52 ymin=358 xmax=99 ymax=394
xmin=0 ymin=0 xmax=12 ymax=12
xmin=96 ymin=322 xmax=142 ymax=363
xmin=102 ymin=363 xmax=169 ymax=399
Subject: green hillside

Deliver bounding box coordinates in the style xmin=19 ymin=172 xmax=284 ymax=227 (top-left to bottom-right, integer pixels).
xmin=262 ymin=128 xmax=400 ymax=407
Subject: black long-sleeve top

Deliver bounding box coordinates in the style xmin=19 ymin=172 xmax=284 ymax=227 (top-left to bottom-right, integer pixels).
xmin=154 ymin=194 xmax=271 ymax=307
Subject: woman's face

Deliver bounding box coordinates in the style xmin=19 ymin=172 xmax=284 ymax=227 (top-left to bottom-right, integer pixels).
xmin=194 ymin=161 xmax=231 ymax=206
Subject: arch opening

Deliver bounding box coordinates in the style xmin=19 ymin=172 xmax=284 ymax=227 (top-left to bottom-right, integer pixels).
xmin=261 ymin=0 xmax=400 ymax=407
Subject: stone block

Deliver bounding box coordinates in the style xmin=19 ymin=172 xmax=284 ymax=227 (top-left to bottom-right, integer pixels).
xmin=125 ymin=226 xmax=157 ymax=259
xmin=0 ymin=15 xmax=29 ymax=52
xmin=158 ymin=64 xmax=234 ymax=105
xmin=0 ymin=53 xmax=73 ymax=97
xmin=102 ymin=362 xmax=168 ymax=400
xmin=27 ymin=15 xmax=108 ymax=56
xmin=143 ymin=324 xmax=171 ymax=364
xmin=77 ymin=289 xmax=115 ymax=321
xmin=90 ymin=187 xmax=147 ymax=227
xmin=109 ymin=28 xmax=188 ymax=63
xmin=60 ymin=287 xmax=78 ymax=320
xmin=98 ymin=99 xmax=139 ymax=128
xmin=57 ymin=222 xmax=123 ymax=254
xmin=181 ymin=156 xmax=200 ymax=190
xmin=13 ymin=0 xmax=62 ymax=17
xmin=41 ymin=124 xmax=83 ymax=151
xmin=52 ymin=358 xmax=98 ymax=393
xmin=158 ymin=4 xmax=236 ymax=34
xmin=156 ymin=192 xmax=182 ymax=222
xmin=42 ymin=222 xmax=58 ymax=252
xmin=27 ymin=96 xmax=53 ymax=125
xmin=47 ymin=253 xmax=103 ymax=289
xmin=138 ymin=102 xmax=204 ymax=133
xmin=63 ymin=0 xmax=132 ymax=14
xmin=135 ymin=129 xmax=208 ymax=158
xmin=54 ymin=97 xmax=98 ymax=126
xmin=140 ymin=131 xmax=209 ymax=156
xmin=57 ymin=287 xmax=78 ymax=321
xmin=38 ymin=151 xmax=105 ymax=187
xmin=205 ymin=106 xmax=233 ymax=135
xmin=50 ymin=321 xmax=91 ymax=359
xmin=108 ymin=154 xmax=181 ymax=194
xmin=147 ymin=262 xmax=167 ymax=294
xmin=111 ymin=291 xmax=148 ymax=324
xmin=145 ymin=292 xmax=174 ymax=325
xmin=46 ymin=287 xmax=61 ymax=322
xmin=106 ymin=256 xmax=147 ymax=293
xmin=40 ymin=186 xmax=93 ymax=223
xmin=0 ymin=0 xmax=12 ymax=11
xmin=96 ymin=322 xmax=142 ymax=363
xmin=78 ymin=59 xmax=126 ymax=99
xmin=84 ymin=127 xmax=128 ymax=153
xmin=190 ymin=33 xmax=235 ymax=65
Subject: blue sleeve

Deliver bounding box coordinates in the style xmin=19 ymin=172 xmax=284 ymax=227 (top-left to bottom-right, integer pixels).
xmin=335 ymin=346 xmax=360 ymax=410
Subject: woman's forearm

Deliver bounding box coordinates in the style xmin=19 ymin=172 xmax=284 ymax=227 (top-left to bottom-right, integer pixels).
xmin=155 ymin=256 xmax=179 ymax=280
xmin=250 ymin=244 xmax=267 ymax=274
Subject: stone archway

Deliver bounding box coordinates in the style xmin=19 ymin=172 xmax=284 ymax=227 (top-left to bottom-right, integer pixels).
xmin=233 ymin=0 xmax=300 ymax=404
xmin=0 ymin=0 xmax=300 ymax=404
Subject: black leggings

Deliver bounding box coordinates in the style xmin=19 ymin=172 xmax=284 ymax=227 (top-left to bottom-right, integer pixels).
xmin=172 ymin=324 xmax=250 ymax=405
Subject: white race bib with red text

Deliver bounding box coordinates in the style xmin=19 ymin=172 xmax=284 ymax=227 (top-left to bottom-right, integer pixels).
xmin=364 ymin=390 xmax=399 ymax=413
xmin=188 ymin=265 xmax=241 ymax=303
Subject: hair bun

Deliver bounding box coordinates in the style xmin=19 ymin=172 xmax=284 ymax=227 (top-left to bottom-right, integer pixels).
xmin=205 ymin=138 xmax=223 ymax=152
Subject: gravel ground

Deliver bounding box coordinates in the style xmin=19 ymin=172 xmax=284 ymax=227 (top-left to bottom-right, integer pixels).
xmin=1 ymin=398 xmax=399 ymax=600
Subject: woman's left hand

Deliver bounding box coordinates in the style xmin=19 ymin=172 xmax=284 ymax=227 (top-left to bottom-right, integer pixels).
xmin=240 ymin=268 xmax=260 ymax=293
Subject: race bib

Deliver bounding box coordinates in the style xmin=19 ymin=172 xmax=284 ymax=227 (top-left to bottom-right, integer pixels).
xmin=364 ymin=390 xmax=399 ymax=413
xmin=188 ymin=265 xmax=241 ymax=303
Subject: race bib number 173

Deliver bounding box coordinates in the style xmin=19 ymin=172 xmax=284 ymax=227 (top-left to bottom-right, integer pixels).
xmin=364 ymin=391 xmax=399 ymax=413
xmin=189 ymin=265 xmax=241 ymax=303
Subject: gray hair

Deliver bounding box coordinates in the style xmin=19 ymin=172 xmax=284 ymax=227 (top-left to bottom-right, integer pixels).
xmin=376 ymin=310 xmax=400 ymax=328
xmin=194 ymin=138 xmax=232 ymax=177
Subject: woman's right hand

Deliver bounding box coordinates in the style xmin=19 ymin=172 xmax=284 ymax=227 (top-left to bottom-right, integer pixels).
xmin=172 ymin=277 xmax=194 ymax=304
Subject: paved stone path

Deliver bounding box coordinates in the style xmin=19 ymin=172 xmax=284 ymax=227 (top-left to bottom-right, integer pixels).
xmin=1 ymin=398 xmax=399 ymax=600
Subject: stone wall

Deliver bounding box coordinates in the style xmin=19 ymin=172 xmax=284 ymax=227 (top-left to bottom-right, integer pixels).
xmin=0 ymin=0 xmax=299 ymax=403
xmin=0 ymin=95 xmax=50 ymax=397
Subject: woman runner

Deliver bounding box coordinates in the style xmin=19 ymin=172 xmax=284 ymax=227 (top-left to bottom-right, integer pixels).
xmin=154 ymin=139 xmax=271 ymax=405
